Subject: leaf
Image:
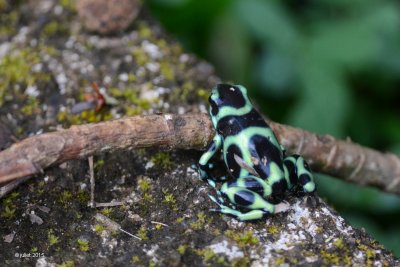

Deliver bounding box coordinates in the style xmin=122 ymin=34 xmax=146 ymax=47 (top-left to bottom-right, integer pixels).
xmin=208 ymin=12 xmax=250 ymax=83
xmin=317 ymin=174 xmax=400 ymax=214
xmin=308 ymin=4 xmax=400 ymax=69
xmin=234 ymin=0 xmax=299 ymax=52
xmin=288 ymin=63 xmax=349 ymax=137
xmin=255 ymin=49 xmax=296 ymax=97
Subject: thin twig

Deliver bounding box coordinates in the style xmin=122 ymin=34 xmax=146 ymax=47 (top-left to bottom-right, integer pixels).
xmin=0 ymin=177 xmax=32 ymax=198
xmin=0 ymin=114 xmax=399 ymax=195
xmin=89 ymin=156 xmax=95 ymax=208
xmin=94 ymin=213 xmax=141 ymax=240
xmin=93 ymin=201 xmax=124 ymax=208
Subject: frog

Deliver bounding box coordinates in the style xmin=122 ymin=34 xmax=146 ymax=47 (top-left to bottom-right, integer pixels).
xmin=198 ymin=84 xmax=316 ymax=221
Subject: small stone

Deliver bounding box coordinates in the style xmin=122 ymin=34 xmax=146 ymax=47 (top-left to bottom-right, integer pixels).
xmin=76 ymin=0 xmax=141 ymax=34
xmin=29 ymin=212 xmax=44 ymax=225
xmin=3 ymin=232 xmax=15 ymax=243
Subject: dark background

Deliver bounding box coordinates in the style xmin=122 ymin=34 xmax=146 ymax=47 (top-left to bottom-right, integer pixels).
xmin=147 ymin=0 xmax=400 ymax=256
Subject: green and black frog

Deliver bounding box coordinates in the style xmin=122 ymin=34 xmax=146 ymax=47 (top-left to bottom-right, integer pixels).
xmin=198 ymin=84 xmax=316 ymax=221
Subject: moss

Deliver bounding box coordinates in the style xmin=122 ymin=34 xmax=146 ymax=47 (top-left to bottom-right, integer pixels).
xmin=77 ymin=189 xmax=90 ymax=203
xmin=212 ymin=229 xmax=221 ymax=236
xmin=58 ymin=190 xmax=73 ymax=207
xmin=132 ymin=47 xmax=150 ymax=66
xmin=0 ymin=10 xmax=19 ymax=37
xmin=76 ymin=239 xmax=89 ymax=252
xmin=190 ymin=212 xmax=207 ymax=230
xmin=224 ymin=230 xmax=259 ymax=247
xmin=195 ymin=248 xmax=225 ymax=265
xmin=358 ymin=244 xmax=376 ymax=266
xmin=267 ymin=225 xmax=280 ymax=235
xmin=57 ymin=110 xmax=68 ymax=122
xmin=76 ymin=110 xmax=113 ymax=124
xmin=1 ymin=192 xmax=19 ymax=219
xmin=100 ymin=208 xmax=113 ymax=217
xmin=137 ymin=225 xmax=148 ymax=240
xmin=150 ymin=152 xmax=174 ymax=170
xmin=0 ymin=47 xmax=44 ymax=106
xmin=162 ymin=188 xmax=178 ymax=211
xmin=21 ymin=96 xmax=39 ymax=116
xmin=132 ymin=256 xmax=140 ymax=263
xmin=94 ymin=159 xmax=105 ymax=169
xmin=343 ymin=255 xmax=352 ymax=265
xmin=109 ymin=86 xmax=152 ymax=116
xmin=274 ymin=257 xmax=286 ymax=265
xmin=48 ymin=229 xmax=60 ymax=246
xmin=333 ymin=238 xmax=345 ymax=249
xmin=171 ymin=81 xmax=196 ymax=102
xmin=59 ymin=0 xmax=76 ymax=12
xmin=0 ymin=206 xmax=16 ymax=219
xmin=74 ymin=211 xmax=83 ymax=219
xmin=0 ymin=0 xmax=7 ymax=10
xmin=94 ymin=224 xmax=104 ymax=235
xmin=320 ymin=250 xmax=340 ymax=265
xmin=177 ymin=244 xmax=187 ymax=255
xmin=128 ymin=73 xmax=137 ymax=82
xmin=137 ymin=21 xmax=152 ymax=39
xmin=196 ymin=88 xmax=209 ymax=102
xmin=43 ymin=21 xmax=64 ymax=36
xmin=138 ymin=177 xmax=152 ymax=192
xmin=181 ymin=81 xmax=194 ymax=99
xmin=231 ymin=257 xmax=251 ymax=267
xmin=176 ymin=217 xmax=184 ymax=223
xmin=57 ymin=260 xmax=75 ymax=267
xmin=138 ymin=176 xmax=153 ymax=202
xmin=31 ymin=247 xmax=38 ymax=253
xmin=159 ymin=61 xmax=175 ymax=81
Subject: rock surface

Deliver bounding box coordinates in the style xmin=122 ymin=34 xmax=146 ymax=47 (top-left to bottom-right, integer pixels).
xmin=0 ymin=1 xmax=398 ymax=266
xmin=76 ymin=0 xmax=141 ymax=34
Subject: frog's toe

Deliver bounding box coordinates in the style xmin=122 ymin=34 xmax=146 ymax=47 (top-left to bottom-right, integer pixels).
xmin=208 ymin=193 xmax=225 ymax=205
xmin=208 ymin=194 xmax=218 ymax=203
xmin=208 ymin=194 xmax=224 ymax=205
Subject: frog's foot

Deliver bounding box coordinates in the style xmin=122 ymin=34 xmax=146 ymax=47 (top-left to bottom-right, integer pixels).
xmin=210 ymin=205 xmax=271 ymax=221
xmin=208 ymin=189 xmax=277 ymax=221
xmin=284 ymin=155 xmax=316 ymax=193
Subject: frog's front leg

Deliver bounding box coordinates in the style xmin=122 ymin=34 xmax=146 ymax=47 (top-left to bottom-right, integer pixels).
xmin=284 ymin=155 xmax=316 ymax=193
xmin=198 ymin=134 xmax=222 ymax=182
xmin=209 ymin=176 xmax=276 ymax=221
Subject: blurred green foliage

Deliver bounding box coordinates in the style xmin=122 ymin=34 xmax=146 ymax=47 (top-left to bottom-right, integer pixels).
xmin=147 ymin=0 xmax=400 ymax=256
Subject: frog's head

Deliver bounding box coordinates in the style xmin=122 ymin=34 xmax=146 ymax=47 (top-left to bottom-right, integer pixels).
xmin=209 ymin=84 xmax=249 ymax=117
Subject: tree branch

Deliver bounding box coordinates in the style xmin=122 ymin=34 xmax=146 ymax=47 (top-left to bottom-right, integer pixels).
xmin=0 ymin=113 xmax=400 ymax=195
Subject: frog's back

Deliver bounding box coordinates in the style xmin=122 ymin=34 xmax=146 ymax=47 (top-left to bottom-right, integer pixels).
xmin=216 ymin=108 xmax=269 ymax=137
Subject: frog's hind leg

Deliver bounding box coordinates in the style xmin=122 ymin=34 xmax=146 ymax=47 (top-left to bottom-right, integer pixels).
xmin=284 ymin=155 xmax=316 ymax=193
xmin=209 ymin=181 xmax=277 ymax=221
xmin=210 ymin=204 xmax=272 ymax=221
xmin=209 ymin=175 xmax=273 ymax=207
